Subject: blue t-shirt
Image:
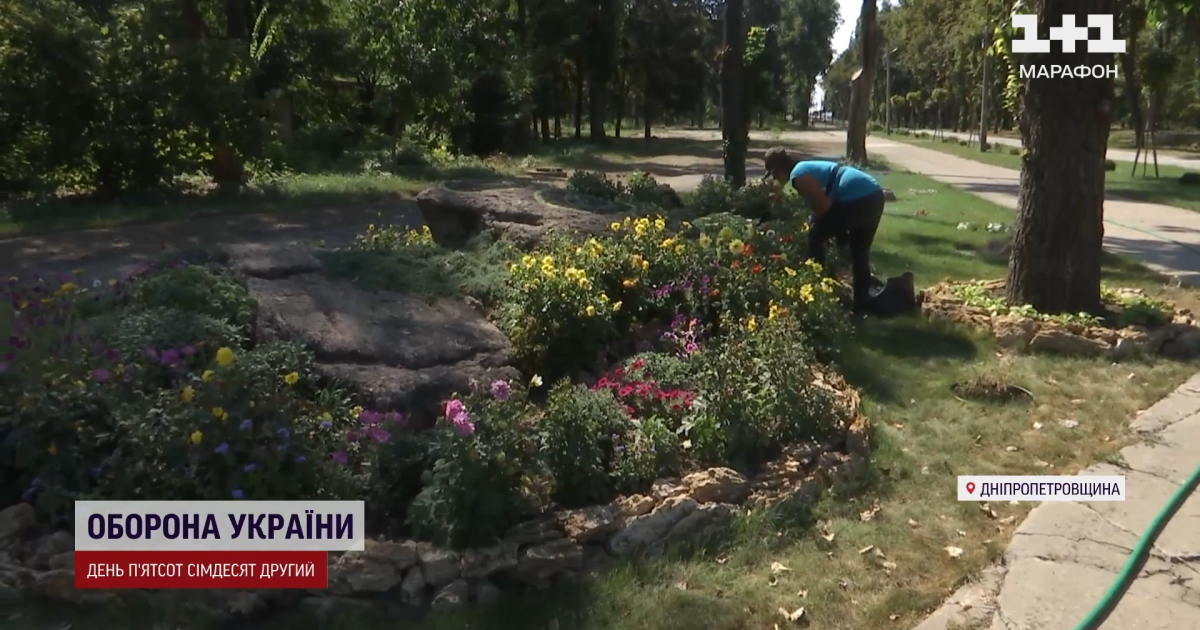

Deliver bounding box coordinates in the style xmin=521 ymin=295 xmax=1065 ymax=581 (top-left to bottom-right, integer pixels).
xmin=789 ymin=160 xmax=881 ymax=202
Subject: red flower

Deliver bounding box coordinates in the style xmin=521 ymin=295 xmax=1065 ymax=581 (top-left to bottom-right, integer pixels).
xmin=782 ymin=234 xmax=794 ymax=243
xmin=596 ymin=377 xmax=611 ymax=388
xmin=632 ymin=359 xmax=646 ymax=370
xmin=743 ymin=244 xmax=755 ymax=256
xmin=769 ymin=254 xmax=784 ymax=261
xmin=751 ymin=264 xmax=764 ymax=273
xmin=619 ymin=386 xmax=634 ymax=397
xmin=730 ymin=260 xmax=742 ymax=269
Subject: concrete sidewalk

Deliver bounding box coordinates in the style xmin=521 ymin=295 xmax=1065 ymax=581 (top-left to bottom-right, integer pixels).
xmin=909 ymin=128 xmax=1200 ymax=170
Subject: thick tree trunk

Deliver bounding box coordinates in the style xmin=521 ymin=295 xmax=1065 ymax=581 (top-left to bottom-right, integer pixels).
xmin=720 ymin=0 xmax=746 ymax=187
xmin=588 ymin=78 xmax=607 ymax=141
xmin=846 ymin=0 xmax=880 ymax=163
xmin=540 ymin=116 xmax=551 ymax=143
xmin=1006 ymin=0 xmax=1116 ymax=314
xmin=573 ymin=64 xmax=584 ymax=139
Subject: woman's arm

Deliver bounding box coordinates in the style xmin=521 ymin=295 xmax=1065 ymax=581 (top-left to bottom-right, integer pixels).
xmin=791 ymin=174 xmax=833 ymax=216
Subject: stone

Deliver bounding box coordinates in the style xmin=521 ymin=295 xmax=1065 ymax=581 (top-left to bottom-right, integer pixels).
xmin=32 ymin=569 xmax=78 ymax=602
xmin=844 ymin=416 xmax=872 ymax=457
xmin=328 ymin=539 xmax=418 ymax=594
xmin=650 ymin=478 xmax=683 ymax=501
xmin=608 ymin=496 xmax=699 ymax=556
xmin=882 ymin=188 xmax=898 ymax=201
xmin=222 ymin=241 xmax=322 ymax=279
xmin=47 ymin=552 xmax=73 ymax=571
xmin=663 ymin=503 xmax=738 ymax=546
xmin=580 ymin=545 xmax=615 ymax=576
xmin=1179 ymin=172 xmax=1200 ymax=186
xmin=1028 ymin=328 xmax=1110 ymax=357
xmin=0 ymin=503 xmax=36 ymax=541
xmin=1110 ymin=336 xmax=1150 ymax=362
xmin=249 ymin=274 xmax=519 ymax=421
xmin=504 ymin=519 xmax=563 ymax=545
xmin=825 ymin=453 xmax=868 ymax=491
xmin=431 ymin=579 xmax=470 ymax=609
xmin=399 ymin=566 xmax=426 ymax=607
xmin=1159 ymin=328 xmax=1200 ymax=360
xmin=613 ymin=494 xmax=656 ymax=518
xmin=416 ymin=180 xmax=631 ymax=249
xmin=474 ymin=579 xmax=503 ymax=605
xmin=417 ymin=544 xmax=461 ymax=588
xmin=991 ymin=315 xmax=1039 ymax=349
xmin=680 ymin=468 xmax=750 ymax=504
xmin=29 ymin=531 xmax=73 ymax=570
xmin=460 ymin=542 xmax=519 ymax=579
xmin=558 ymin=505 xmax=621 ymax=543
xmin=225 ymin=591 xmax=267 ymax=616
xmin=516 ymin=538 xmax=583 ymax=584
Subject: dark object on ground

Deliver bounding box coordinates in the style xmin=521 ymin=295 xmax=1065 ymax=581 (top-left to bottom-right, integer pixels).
xmin=951 ymin=377 xmax=1034 ymax=404
xmin=1180 ymin=172 xmax=1200 ymax=186
xmin=862 ymin=272 xmax=918 ymax=317
xmin=1104 ymin=159 xmax=1117 ymax=172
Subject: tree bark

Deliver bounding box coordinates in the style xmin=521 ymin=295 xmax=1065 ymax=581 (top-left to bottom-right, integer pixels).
xmin=845 ymin=0 xmax=880 ymax=163
xmin=573 ymin=57 xmax=584 ymax=139
xmin=721 ymin=0 xmax=746 ymax=187
xmin=1118 ymin=0 xmax=1146 ymax=149
xmin=1006 ymin=0 xmax=1116 ymax=314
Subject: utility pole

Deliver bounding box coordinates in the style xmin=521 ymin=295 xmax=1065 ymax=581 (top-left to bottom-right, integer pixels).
xmin=979 ymin=30 xmax=990 ymax=151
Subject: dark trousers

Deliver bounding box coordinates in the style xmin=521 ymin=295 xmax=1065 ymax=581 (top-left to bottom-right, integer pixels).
xmin=805 ymin=190 xmax=885 ymax=310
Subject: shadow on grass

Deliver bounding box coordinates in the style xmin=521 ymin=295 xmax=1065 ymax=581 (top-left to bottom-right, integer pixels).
xmin=838 ymin=317 xmax=982 ymax=405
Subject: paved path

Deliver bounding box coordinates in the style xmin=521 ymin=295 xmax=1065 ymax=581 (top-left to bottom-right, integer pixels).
xmin=909 ymin=128 xmax=1200 ymax=169
xmin=656 ymin=127 xmax=1200 ymax=630
xmin=659 ymin=128 xmax=1200 ymax=286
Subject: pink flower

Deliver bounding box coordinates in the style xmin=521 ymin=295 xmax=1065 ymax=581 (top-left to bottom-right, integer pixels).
xmin=332 ymin=451 xmax=350 ymax=465
xmin=490 ymin=380 xmax=512 ymax=401
xmin=450 ymin=411 xmax=475 ymax=437
xmin=445 ymin=399 xmax=466 ymax=420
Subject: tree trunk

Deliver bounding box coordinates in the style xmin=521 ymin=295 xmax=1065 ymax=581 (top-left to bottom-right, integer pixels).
xmin=553 ymin=66 xmax=563 ymax=140
xmin=1006 ymin=0 xmax=1116 ymax=314
xmin=845 ymin=0 xmax=881 ymax=163
xmin=589 ymin=78 xmax=607 ymax=141
xmin=721 ymin=0 xmax=746 ymax=187
xmin=1118 ymin=0 xmax=1146 ymax=149
xmin=540 ymin=116 xmax=551 ymax=143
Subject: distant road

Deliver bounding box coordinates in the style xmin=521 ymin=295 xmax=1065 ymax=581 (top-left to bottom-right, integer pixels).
xmin=908 ymin=129 xmax=1200 ymax=169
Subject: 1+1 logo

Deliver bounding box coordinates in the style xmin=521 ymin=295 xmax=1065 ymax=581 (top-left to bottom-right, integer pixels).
xmin=1011 ymin=14 xmax=1126 ymax=79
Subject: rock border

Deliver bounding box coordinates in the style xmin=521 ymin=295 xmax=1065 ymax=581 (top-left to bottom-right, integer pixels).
xmin=921 ymin=279 xmax=1200 ymax=360
xmin=0 ymin=372 xmax=872 ymax=620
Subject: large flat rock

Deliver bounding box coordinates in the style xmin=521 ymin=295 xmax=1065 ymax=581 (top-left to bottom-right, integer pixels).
xmin=249 ymin=273 xmax=518 ymax=420
xmin=416 ymin=179 xmax=632 ymax=248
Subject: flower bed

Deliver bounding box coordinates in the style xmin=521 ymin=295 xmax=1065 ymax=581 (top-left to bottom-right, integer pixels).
xmin=921 ymin=279 xmax=1200 ymax=359
xmin=0 ymin=173 xmax=875 ymax=617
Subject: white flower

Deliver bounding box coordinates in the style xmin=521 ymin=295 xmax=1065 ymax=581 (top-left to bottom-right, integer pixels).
xmin=529 ymin=374 xmax=543 ymax=388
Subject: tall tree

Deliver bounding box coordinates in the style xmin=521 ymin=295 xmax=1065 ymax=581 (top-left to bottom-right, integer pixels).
xmin=845 ymin=0 xmax=880 ymax=163
xmin=1006 ymin=0 xmax=1118 ymax=313
xmin=721 ymin=0 xmax=747 ymax=186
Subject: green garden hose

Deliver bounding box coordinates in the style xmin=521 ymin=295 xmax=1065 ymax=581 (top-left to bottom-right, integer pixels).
xmin=1070 ymin=461 xmax=1200 ymax=630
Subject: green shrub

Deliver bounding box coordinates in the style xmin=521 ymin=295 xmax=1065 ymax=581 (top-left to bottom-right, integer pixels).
xmin=566 ymin=170 xmax=625 ymax=200
xmin=407 ymin=379 xmax=550 ymax=549
xmin=1009 ymin=147 xmax=1021 ymax=155
xmin=1104 ymin=159 xmax=1117 ymax=171
xmin=131 ymin=265 xmax=256 ymax=331
xmin=93 ymin=307 xmax=245 ymax=365
xmin=624 ymin=171 xmax=681 ymax=208
xmin=537 ymin=380 xmax=630 ymax=507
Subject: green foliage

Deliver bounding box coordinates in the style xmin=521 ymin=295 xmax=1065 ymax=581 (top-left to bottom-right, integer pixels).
xmin=93 ymin=307 xmax=246 ymax=365
xmin=566 ymin=171 xmax=625 ymax=201
xmin=536 ymin=381 xmax=630 ymax=507
xmin=953 ymin=281 xmax=1101 ymax=326
xmin=131 ymin=265 xmax=256 ymax=331
xmin=407 ymin=382 xmax=550 ymax=549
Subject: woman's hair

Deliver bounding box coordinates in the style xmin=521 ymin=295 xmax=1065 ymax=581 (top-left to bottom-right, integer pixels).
xmin=763 ymin=147 xmax=794 ymax=171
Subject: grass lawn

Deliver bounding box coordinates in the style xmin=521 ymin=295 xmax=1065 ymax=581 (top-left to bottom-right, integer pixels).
xmin=7 ymin=168 xmax=1198 ymax=630
xmin=890 ymin=135 xmax=1200 ymax=212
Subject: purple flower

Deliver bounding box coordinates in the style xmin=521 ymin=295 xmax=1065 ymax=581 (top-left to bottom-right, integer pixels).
xmin=239 ymin=419 xmax=253 ymax=431
xmin=144 ymin=347 xmax=158 ymax=361
xmin=231 ymin=489 xmax=244 ymax=499
xmin=295 ymin=455 xmax=307 ymax=463
xmin=385 ymin=411 xmax=406 ymax=426
xmin=332 ymin=451 xmax=350 ymax=465
xmin=368 ymin=427 xmax=391 ymax=443
xmin=490 ymin=380 xmax=512 ymax=401
xmin=104 ymin=349 xmax=119 ymax=361
xmin=57 ymin=271 xmax=73 ymax=283
xmin=214 ymin=443 xmax=230 ymax=454
xmin=445 ymin=399 xmax=466 ymax=420
xmin=244 ymin=463 xmax=257 ymax=473
xmin=277 ymin=428 xmax=291 ymax=440
xmin=450 ymin=411 xmax=475 ymax=437
xmin=182 ymin=345 xmax=197 ymax=356
xmin=359 ymin=410 xmax=384 ymax=426
xmin=160 ymin=349 xmax=180 ymax=366
xmin=685 ymin=342 xmax=699 ymax=354
xmin=93 ymin=368 xmax=111 ymax=382
xmin=320 ymin=421 xmax=333 ymax=429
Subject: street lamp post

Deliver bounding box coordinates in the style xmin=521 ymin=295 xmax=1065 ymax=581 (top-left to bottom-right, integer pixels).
xmin=885 ymin=47 xmax=899 ymax=134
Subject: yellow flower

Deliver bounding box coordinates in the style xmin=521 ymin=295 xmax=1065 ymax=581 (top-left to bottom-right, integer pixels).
xmin=634 ymin=218 xmax=650 ymax=237
xmin=612 ymin=301 xmax=623 ymax=312
xmin=784 ymin=266 xmax=797 ymax=277
xmin=682 ymin=221 xmax=693 ymax=229
xmin=108 ymin=279 xmax=118 ymax=286
xmin=530 ymin=374 xmax=544 ymax=387
xmin=698 ymin=234 xmax=712 ymax=248
xmin=653 ymin=218 xmax=666 ymax=231
xmin=768 ymin=303 xmax=789 ymax=320
xmin=320 ymin=412 xmax=333 ymax=422
xmin=201 ymin=370 xmax=216 ymax=382
xmin=586 ymin=238 xmax=603 ymax=255
xmin=213 ymin=407 xmax=227 ymax=421
xmin=522 ymin=255 xmax=536 ymax=268
xmin=622 ymin=278 xmax=638 ymax=288
xmin=660 ymin=238 xmax=677 ymax=249
xmin=58 ymin=282 xmax=80 ymax=294
xmin=631 ymin=254 xmax=644 ymax=268
xmin=575 ymin=246 xmax=584 ymax=255
xmin=718 ymin=226 xmax=736 ymax=241
xmin=284 ymin=372 xmax=300 ymax=385
xmin=509 ymin=263 xmax=519 ymax=272
xmin=746 ymin=316 xmax=758 ymax=332
xmin=351 ymin=405 xmax=364 ymax=418
xmin=216 ymin=347 xmax=236 ymax=367
xmin=190 ymin=431 xmax=203 ymax=445
xmin=728 ymin=239 xmax=745 ymax=253
xmin=805 ymin=259 xmax=823 ymax=272
xmin=799 ymin=284 xmax=816 ymax=304
xmin=641 ymin=259 xmax=650 ymax=271
xmin=585 ymin=305 xmax=596 ymax=317
xmin=674 ymin=245 xmax=686 ymax=255
xmin=599 ymin=293 xmax=609 ymax=302
xmin=181 ymin=385 xmax=195 ymax=403
xmin=541 ymin=255 xmax=555 ymax=266
xmin=249 ymin=400 xmax=255 ymax=408
xmin=610 ymin=222 xmax=622 ymax=231
xmin=48 ymin=443 xmax=57 ymax=455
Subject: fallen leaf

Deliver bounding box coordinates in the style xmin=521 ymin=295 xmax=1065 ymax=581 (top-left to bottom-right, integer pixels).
xmin=769 ymin=576 xmax=779 ymax=587
xmin=873 ymin=547 xmax=887 ymax=558
xmin=715 ymin=554 xmax=731 ymax=564
xmin=1061 ymin=419 xmax=1079 ymax=429
xmin=1071 ymin=398 xmax=1084 ymax=404
xmin=999 ymin=516 xmax=1016 ymax=524
xmin=860 ymin=506 xmax=881 ymax=521
xmin=890 ymin=614 xmax=900 ymax=621
xmin=858 ymin=545 xmax=875 ymax=555
xmin=907 ymin=518 xmax=919 ymax=527
xmin=882 ymin=561 xmax=898 ymax=570
xmin=778 ymin=607 xmax=806 ymax=623
xmin=820 ymin=531 xmax=836 ymax=543
xmin=771 ymin=561 xmax=792 ymax=573
xmin=674 ymin=581 xmax=688 ymax=590
xmin=945 ymin=546 xmax=964 ymax=558
xmin=892 ymin=423 xmax=905 ymax=430
xmin=1032 ymin=422 xmax=1043 ymax=430
xmin=956 ymin=530 xmax=967 ymax=537
xmin=1005 ymin=446 xmax=1019 ymax=452
xmin=980 ymin=504 xmax=997 ymax=518
xmin=797 ymin=589 xmax=809 ymax=598
xmin=838 ymin=578 xmax=850 ymax=588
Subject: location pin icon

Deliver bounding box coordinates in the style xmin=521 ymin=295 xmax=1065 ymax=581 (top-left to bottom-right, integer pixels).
xmin=966 ymin=482 xmax=977 ymax=495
